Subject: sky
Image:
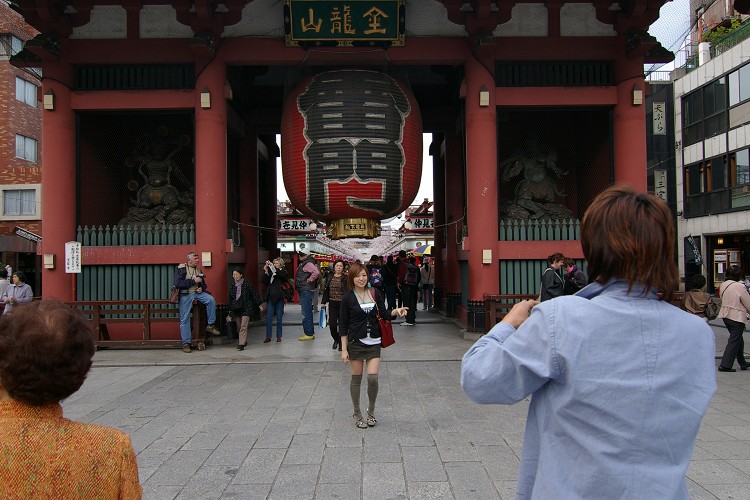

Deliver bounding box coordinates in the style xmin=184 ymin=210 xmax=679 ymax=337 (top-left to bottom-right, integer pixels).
xmin=276 ymin=133 xmax=435 ymax=208
xmin=646 ymin=0 xmax=691 ymax=73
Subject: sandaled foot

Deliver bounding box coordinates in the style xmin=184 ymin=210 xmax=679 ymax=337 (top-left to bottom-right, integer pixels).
xmin=355 ymin=419 xmax=368 ymax=429
xmin=354 ymin=414 xmax=368 ymax=429
xmin=366 ymin=414 xmax=376 ymax=427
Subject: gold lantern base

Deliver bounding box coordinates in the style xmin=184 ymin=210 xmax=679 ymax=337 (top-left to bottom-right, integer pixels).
xmin=326 ymin=218 xmax=381 ymax=239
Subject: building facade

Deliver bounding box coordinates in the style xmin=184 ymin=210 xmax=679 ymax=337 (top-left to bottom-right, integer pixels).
xmin=0 ymin=2 xmax=41 ymax=293
xmin=12 ymin=0 xmax=666 ymax=326
xmin=674 ymin=32 xmax=750 ymax=291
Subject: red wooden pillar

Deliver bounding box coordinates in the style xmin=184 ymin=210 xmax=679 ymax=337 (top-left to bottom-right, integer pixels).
xmin=238 ymin=132 xmax=260 ymax=288
xmin=464 ymin=56 xmax=499 ymax=299
xmin=444 ymin=128 xmax=464 ymax=295
xmin=195 ymin=59 xmax=228 ymax=302
xmin=41 ymin=62 xmax=76 ymax=300
xmin=431 ymin=134 xmax=446 ymax=294
xmin=613 ymin=51 xmax=647 ymax=191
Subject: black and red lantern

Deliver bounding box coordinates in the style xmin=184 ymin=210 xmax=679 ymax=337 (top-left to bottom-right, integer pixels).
xmin=281 ymin=69 xmax=422 ymax=239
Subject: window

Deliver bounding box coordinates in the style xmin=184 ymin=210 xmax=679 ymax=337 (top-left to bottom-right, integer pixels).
xmin=729 ymin=63 xmax=750 ymax=106
xmin=15 ymin=77 xmax=37 ymax=107
xmin=708 ymin=156 xmax=726 ymax=190
xmin=682 ymin=90 xmax=703 ymax=146
xmin=704 ymin=78 xmax=727 ymax=138
xmin=0 ymin=35 xmax=22 ymax=57
xmin=0 ymin=184 xmax=41 ymax=221
xmin=15 ymin=135 xmax=37 ymax=162
xmin=686 ymin=163 xmax=703 ymax=195
xmin=737 ymin=149 xmax=750 ymax=186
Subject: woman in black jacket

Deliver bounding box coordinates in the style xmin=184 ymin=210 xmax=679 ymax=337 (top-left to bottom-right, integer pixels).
xmin=321 ymin=260 xmax=348 ymax=351
xmin=227 ymin=268 xmax=262 ymax=350
xmin=261 ymin=257 xmax=289 ymax=343
xmin=340 ymin=261 xmax=408 ymax=428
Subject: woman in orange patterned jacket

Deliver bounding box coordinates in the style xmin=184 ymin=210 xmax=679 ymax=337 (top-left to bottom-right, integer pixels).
xmin=0 ymin=300 xmax=142 ymax=499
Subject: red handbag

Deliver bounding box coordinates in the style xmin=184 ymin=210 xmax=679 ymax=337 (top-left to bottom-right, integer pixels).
xmin=370 ymin=288 xmax=395 ymax=348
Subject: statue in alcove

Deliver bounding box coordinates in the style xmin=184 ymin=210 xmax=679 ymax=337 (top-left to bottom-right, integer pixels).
xmin=119 ymin=127 xmax=194 ymax=227
xmin=499 ymin=135 xmax=573 ymax=220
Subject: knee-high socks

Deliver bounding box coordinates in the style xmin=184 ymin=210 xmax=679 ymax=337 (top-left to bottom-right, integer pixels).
xmin=350 ymin=373 xmax=379 ymax=418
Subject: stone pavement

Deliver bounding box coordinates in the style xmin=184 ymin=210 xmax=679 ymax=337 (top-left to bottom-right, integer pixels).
xmin=61 ymin=305 xmax=750 ymax=499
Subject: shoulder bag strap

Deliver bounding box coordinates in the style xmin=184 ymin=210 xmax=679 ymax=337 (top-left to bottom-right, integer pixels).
xmin=369 ymin=288 xmax=382 ymax=319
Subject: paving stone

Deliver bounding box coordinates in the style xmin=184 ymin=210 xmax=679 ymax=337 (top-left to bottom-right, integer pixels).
xmin=401 ymin=446 xmax=447 ymax=482
xmin=406 ymin=481 xmax=454 ymax=500
xmin=315 ymin=482 xmax=361 ymax=499
xmin=320 ymin=447 xmax=362 ymax=484
xmin=232 ymin=448 xmax=285 ymax=484
xmin=283 ymin=433 xmax=327 ymax=465
xmin=362 ymin=462 xmax=407 ymax=499
xmin=444 ymin=462 xmax=499 ymax=499
xmin=267 ymin=464 xmax=319 ymax=500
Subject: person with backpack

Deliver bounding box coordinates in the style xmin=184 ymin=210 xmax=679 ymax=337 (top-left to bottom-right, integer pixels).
xmin=367 ymin=255 xmax=384 ymax=296
xmin=261 ymin=257 xmax=289 ymax=343
xmin=398 ymin=251 xmax=421 ymax=326
xmin=540 ymin=253 xmax=565 ymax=301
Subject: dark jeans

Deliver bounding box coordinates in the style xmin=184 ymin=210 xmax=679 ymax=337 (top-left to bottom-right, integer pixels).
xmin=328 ymin=300 xmax=341 ymax=343
xmin=266 ymin=298 xmax=284 ymax=339
xmin=720 ymin=318 xmax=747 ymax=369
xmin=384 ymin=284 xmax=398 ymax=310
xmin=401 ymin=284 xmax=418 ymax=323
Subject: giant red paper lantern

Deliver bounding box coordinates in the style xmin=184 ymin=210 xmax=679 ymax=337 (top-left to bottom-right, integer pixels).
xmin=281 ymin=69 xmax=422 ymax=239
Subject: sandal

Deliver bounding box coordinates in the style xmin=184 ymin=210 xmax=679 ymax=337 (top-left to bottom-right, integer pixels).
xmin=354 ymin=414 xmax=368 ymax=429
xmin=366 ymin=414 xmax=377 ymax=427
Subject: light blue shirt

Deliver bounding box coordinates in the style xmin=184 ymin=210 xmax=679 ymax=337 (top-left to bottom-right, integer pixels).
xmin=461 ymin=280 xmax=716 ymax=499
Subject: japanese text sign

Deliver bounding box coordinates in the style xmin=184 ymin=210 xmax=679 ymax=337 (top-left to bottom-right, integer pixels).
xmin=65 ymin=241 xmax=82 ymax=274
xmin=284 ymin=0 xmax=404 ymax=46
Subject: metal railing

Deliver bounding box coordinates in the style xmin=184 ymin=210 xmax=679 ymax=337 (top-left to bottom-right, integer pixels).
xmin=498 ymin=218 xmax=580 ymax=241
xmin=711 ymin=20 xmax=750 ymax=57
xmin=77 ymin=223 xmax=195 ymax=246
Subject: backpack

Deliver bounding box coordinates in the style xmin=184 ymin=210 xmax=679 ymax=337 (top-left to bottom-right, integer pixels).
xmin=370 ymin=267 xmax=383 ymax=287
xmin=404 ymin=263 xmax=419 ymax=286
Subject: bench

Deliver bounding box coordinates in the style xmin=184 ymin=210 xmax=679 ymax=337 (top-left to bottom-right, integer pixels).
xmin=65 ymin=300 xmax=209 ymax=349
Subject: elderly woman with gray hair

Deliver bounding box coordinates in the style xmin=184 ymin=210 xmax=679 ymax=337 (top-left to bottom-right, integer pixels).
xmin=1 ymin=271 xmax=32 ymax=316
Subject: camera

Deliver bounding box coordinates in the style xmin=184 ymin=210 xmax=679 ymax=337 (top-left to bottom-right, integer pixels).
xmin=196 ymin=273 xmax=205 ymax=278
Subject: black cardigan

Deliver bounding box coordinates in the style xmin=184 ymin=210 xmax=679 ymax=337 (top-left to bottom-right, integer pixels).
xmin=339 ymin=288 xmax=393 ymax=345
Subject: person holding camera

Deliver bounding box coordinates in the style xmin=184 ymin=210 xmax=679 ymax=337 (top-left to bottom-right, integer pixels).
xmin=174 ymin=251 xmax=220 ymax=353
xmin=261 ymin=257 xmax=290 ymax=342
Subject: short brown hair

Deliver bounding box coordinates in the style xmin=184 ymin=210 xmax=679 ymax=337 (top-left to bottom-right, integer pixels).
xmin=547 ymin=253 xmax=565 ymax=265
xmin=581 ymin=185 xmax=678 ymax=300
xmin=347 ymin=261 xmax=368 ymax=290
xmin=0 ymin=300 xmax=96 ymax=406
